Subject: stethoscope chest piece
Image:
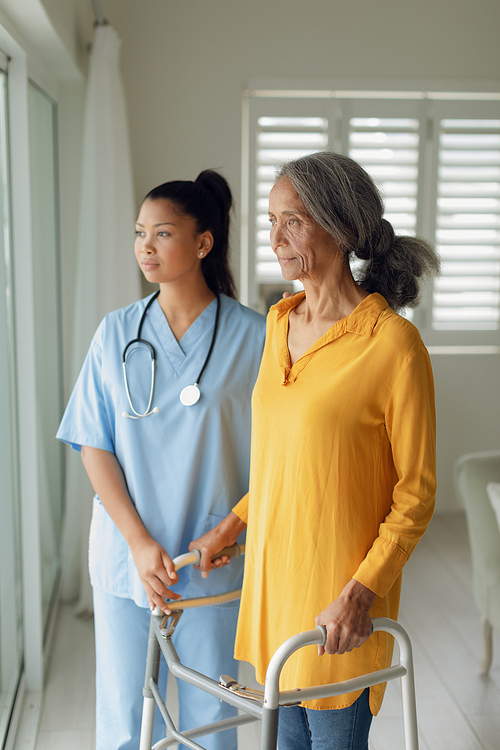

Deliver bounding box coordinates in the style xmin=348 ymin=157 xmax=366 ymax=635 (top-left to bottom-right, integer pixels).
xmin=179 ymin=384 xmax=201 ymax=406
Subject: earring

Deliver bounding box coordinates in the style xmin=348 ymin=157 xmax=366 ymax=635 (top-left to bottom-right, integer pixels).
xmin=199 ymin=251 xmax=204 ymax=257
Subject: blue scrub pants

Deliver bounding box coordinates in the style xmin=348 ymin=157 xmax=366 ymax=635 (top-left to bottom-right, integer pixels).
xmin=278 ymin=689 xmax=372 ymax=750
xmin=93 ymin=588 xmax=239 ymax=750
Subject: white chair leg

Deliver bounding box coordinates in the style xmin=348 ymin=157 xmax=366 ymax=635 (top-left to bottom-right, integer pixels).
xmin=480 ymin=618 xmax=493 ymax=675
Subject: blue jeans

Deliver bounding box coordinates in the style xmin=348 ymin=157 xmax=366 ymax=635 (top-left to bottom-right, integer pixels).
xmin=278 ymin=689 xmax=372 ymax=750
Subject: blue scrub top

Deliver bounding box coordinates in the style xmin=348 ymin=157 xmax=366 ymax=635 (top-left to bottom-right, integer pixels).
xmin=57 ymin=293 xmax=265 ymax=608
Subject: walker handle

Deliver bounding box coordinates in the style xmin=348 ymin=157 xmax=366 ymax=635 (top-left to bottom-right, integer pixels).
xmin=172 ymin=543 xmax=245 ymax=572
xmin=197 ymin=542 xmax=245 ymax=567
xmin=210 ymin=542 xmax=244 ymax=563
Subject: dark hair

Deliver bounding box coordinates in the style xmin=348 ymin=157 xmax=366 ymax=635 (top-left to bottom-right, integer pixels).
xmin=144 ymin=169 xmax=237 ymax=298
xmin=277 ymin=151 xmax=440 ymax=310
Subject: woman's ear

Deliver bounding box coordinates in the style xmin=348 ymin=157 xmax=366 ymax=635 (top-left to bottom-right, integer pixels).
xmin=199 ymin=231 xmax=214 ymax=256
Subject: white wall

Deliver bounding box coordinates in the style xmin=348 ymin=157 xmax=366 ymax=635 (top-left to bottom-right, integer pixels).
xmin=103 ymin=0 xmax=500 ymax=512
xmin=100 ymin=0 xmax=500 ymax=205
xmin=0 ymin=0 xmax=91 ymax=79
xmin=431 ymin=353 xmax=500 ymax=510
xmin=9 ymin=0 xmax=500 ymax=512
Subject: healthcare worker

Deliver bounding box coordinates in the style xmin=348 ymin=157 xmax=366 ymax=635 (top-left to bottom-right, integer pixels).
xmin=56 ymin=169 xmax=266 ymax=750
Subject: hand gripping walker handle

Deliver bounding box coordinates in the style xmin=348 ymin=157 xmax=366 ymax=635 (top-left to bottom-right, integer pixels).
xmin=151 ymin=544 xmax=245 ymax=617
xmin=168 ymin=542 xmax=244 ymax=574
xmin=189 ymin=542 xmax=244 ymax=568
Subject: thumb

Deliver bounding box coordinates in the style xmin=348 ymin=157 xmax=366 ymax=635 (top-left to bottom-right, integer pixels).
xmin=199 ymin=549 xmax=212 ymax=579
xmin=162 ymin=552 xmax=178 ymax=583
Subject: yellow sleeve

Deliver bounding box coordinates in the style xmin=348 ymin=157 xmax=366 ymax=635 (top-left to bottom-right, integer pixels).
xmin=232 ymin=492 xmax=249 ymax=524
xmin=354 ymin=345 xmax=437 ymax=598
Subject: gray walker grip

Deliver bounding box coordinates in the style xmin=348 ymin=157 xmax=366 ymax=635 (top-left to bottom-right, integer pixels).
xmin=191 ymin=541 xmax=243 ymax=567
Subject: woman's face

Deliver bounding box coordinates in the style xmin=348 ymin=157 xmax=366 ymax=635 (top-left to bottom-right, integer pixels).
xmin=268 ymin=177 xmax=342 ymax=283
xmin=134 ymin=198 xmax=212 ymax=286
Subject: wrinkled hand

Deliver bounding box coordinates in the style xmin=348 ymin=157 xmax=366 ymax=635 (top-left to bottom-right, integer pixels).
xmin=189 ymin=511 xmax=246 ymax=579
xmin=129 ymin=534 xmax=181 ymax=613
xmin=315 ymin=579 xmax=375 ymax=656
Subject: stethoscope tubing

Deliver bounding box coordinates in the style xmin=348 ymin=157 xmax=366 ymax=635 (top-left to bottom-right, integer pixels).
xmin=122 ymin=292 xmax=220 ymax=419
xmin=195 ymin=290 xmax=221 ymax=387
xmin=122 ymin=290 xmax=160 ymax=365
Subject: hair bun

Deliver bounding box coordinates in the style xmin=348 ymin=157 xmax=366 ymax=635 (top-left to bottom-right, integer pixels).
xmin=195 ymin=170 xmax=232 ymax=215
xmin=358 ymin=218 xmax=395 ymax=260
xmin=377 ymin=219 xmax=396 ymax=254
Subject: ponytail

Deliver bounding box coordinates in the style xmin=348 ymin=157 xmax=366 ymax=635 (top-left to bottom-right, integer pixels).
xmin=144 ymin=169 xmax=237 ymax=298
xmin=355 ymin=219 xmax=439 ymax=310
xmin=194 ymin=170 xmax=237 ymax=298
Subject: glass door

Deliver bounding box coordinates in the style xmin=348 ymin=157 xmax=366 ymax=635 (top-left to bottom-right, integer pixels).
xmin=0 ymin=57 xmax=23 ymax=744
xmin=27 ymin=80 xmax=65 ymax=630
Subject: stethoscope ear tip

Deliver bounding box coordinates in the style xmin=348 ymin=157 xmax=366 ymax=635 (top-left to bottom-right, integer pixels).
xmin=152 ymin=407 xmax=160 ymax=413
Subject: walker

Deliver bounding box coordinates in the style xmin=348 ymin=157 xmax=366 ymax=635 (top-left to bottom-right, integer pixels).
xmin=139 ymin=544 xmax=419 ymax=750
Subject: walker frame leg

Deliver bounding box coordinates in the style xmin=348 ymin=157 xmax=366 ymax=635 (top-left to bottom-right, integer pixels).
xmin=139 ymin=611 xmax=163 ymax=750
xmin=260 ymin=707 xmax=280 ymax=750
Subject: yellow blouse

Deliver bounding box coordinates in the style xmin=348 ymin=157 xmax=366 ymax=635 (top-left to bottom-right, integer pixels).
xmin=232 ymin=292 xmax=436 ymax=715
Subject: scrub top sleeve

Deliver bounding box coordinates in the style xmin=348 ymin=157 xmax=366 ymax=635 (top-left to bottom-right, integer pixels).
xmin=232 ymin=493 xmax=249 ymax=524
xmin=354 ymin=344 xmax=437 ymax=598
xmin=56 ymin=321 xmax=115 ymax=454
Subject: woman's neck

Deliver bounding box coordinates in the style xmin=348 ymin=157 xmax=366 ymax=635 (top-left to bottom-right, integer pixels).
xmin=158 ymin=278 xmax=216 ymax=341
xmin=296 ymin=261 xmax=369 ymax=326
xmin=286 ymin=261 xmax=370 ymax=366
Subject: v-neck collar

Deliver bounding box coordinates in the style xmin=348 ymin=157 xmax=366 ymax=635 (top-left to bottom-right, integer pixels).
xmin=147 ymin=295 xmax=219 ymax=373
xmin=271 ymin=292 xmax=388 ymax=384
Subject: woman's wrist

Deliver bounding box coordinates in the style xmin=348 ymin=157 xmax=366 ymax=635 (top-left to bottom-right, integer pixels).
xmin=220 ymin=511 xmax=247 ymax=541
xmin=203 ymin=511 xmax=246 ymax=554
xmin=124 ymin=519 xmax=152 ymax=551
xmin=340 ymin=579 xmax=376 ymax=610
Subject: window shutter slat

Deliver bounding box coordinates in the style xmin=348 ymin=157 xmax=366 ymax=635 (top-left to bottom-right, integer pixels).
xmin=348 ymin=117 xmax=420 ymax=318
xmin=432 ymin=119 xmax=500 ymax=330
xmin=255 ymin=116 xmax=328 ymax=284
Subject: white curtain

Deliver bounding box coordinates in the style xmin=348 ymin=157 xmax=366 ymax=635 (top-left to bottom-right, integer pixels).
xmin=60 ymin=24 xmax=141 ymax=616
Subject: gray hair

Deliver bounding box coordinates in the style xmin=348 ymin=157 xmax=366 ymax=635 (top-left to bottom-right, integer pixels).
xmin=276 ymin=151 xmax=440 ymax=310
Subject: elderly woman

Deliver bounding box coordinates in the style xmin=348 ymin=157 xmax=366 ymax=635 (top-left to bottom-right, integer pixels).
xmin=190 ymin=151 xmax=439 ymax=750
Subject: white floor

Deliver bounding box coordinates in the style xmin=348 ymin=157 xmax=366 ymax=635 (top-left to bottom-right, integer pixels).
xmin=30 ymin=513 xmax=500 ymax=750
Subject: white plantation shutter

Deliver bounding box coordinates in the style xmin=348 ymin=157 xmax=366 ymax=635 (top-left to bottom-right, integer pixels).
xmin=348 ymin=117 xmax=420 ymax=236
xmin=433 ymin=118 xmax=500 ymax=330
xmin=255 ymin=116 xmax=328 ymax=284
xmin=347 ymin=116 xmax=420 ymax=318
xmin=245 ymin=92 xmax=500 ymax=344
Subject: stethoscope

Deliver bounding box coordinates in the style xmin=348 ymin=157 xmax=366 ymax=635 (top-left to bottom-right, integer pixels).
xmin=122 ymin=291 xmax=221 ymax=419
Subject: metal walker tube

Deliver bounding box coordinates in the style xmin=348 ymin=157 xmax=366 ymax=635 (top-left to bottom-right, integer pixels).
xmin=139 ymin=614 xmax=162 ymax=750
xmin=260 ymin=617 xmax=419 ymax=750
xmin=139 ymin=547 xmax=420 ymax=750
